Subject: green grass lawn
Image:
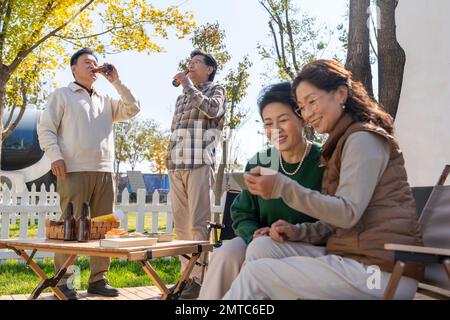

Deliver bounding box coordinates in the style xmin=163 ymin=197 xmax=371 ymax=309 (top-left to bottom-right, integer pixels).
xmin=0 ymin=213 xmax=181 ymax=295
xmin=0 ymin=257 xmax=181 ymax=295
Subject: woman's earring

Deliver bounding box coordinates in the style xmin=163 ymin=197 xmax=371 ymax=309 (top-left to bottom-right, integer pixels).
xmin=342 ymin=105 xmax=346 ymax=110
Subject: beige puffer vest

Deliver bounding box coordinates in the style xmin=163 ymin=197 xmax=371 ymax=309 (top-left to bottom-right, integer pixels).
xmin=322 ymin=114 xmax=424 ymax=280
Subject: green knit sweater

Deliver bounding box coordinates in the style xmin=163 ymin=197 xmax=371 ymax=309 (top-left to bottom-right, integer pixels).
xmin=231 ymin=143 xmax=324 ymax=244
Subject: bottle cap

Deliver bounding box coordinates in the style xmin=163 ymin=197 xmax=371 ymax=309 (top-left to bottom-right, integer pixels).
xmin=67 ymin=202 xmax=74 ymax=216
xmin=82 ymin=202 xmax=91 ymax=217
xmin=172 ymin=79 xmax=181 ymax=87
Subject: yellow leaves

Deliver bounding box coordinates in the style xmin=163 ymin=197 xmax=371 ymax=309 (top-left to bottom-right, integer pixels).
xmin=95 ymin=43 xmax=106 ymax=54
xmin=5 ymin=36 xmax=66 ymax=109
xmin=114 ymin=118 xmax=170 ymax=174
xmin=99 ymin=2 xmax=195 ymax=53
xmin=1 ymin=0 xmax=196 ymax=113
xmin=3 ymin=0 xmax=91 ymax=65
xmin=2 ymin=1 xmax=195 ymax=62
xmin=145 ymin=131 xmax=170 ymax=174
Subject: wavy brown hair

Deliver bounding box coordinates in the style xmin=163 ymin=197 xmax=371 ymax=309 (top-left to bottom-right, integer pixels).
xmin=292 ymin=59 xmax=394 ymax=135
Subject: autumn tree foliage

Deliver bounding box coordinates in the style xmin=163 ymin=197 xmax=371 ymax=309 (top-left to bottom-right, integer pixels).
xmin=0 ymin=0 xmax=195 ymax=163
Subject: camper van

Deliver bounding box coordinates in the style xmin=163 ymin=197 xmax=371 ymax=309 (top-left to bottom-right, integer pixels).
xmin=1 ymin=106 xmax=55 ymax=192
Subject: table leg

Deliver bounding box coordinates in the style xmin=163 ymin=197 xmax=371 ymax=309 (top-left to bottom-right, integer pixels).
xmin=140 ymin=260 xmax=170 ymax=298
xmin=13 ymin=249 xmax=77 ymax=300
xmin=139 ymin=249 xmax=208 ymax=300
xmin=167 ymin=252 xmax=202 ymax=300
xmin=199 ymin=250 xmax=209 ymax=284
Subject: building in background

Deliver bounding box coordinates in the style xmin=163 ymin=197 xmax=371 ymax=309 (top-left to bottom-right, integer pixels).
xmin=395 ymin=0 xmax=450 ymax=186
xmin=1 ymin=107 xmax=54 ymax=192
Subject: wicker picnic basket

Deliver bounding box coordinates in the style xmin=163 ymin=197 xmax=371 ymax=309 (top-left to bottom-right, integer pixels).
xmin=45 ymin=220 xmax=120 ymax=240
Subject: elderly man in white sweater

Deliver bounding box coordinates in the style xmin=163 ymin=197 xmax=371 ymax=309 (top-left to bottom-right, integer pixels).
xmin=37 ymin=47 xmax=140 ymax=299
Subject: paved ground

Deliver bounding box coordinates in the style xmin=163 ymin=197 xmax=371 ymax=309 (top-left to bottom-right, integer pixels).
xmin=0 ymin=285 xmax=442 ymax=300
xmin=0 ymin=285 xmax=163 ymax=300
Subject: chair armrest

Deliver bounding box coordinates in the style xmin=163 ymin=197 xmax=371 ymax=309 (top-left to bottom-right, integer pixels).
xmin=385 ymin=243 xmax=450 ymax=257
xmin=417 ymin=282 xmax=450 ymax=299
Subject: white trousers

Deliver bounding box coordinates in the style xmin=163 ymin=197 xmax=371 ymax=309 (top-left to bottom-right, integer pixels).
xmin=199 ymin=237 xmax=247 ymax=300
xmin=222 ymin=236 xmax=418 ymax=300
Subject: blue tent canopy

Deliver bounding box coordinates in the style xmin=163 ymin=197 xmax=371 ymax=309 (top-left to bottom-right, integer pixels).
xmin=127 ymin=174 xmax=169 ymax=193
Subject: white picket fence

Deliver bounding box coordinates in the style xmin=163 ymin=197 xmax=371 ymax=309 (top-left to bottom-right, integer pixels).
xmin=0 ymin=184 xmax=226 ymax=262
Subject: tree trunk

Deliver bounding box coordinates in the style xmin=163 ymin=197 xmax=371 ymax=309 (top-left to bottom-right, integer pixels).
xmin=345 ymin=0 xmax=374 ymax=97
xmin=0 ymin=76 xmax=8 ymax=171
xmin=0 ymin=102 xmax=3 ymax=172
xmin=377 ymin=0 xmax=405 ymax=119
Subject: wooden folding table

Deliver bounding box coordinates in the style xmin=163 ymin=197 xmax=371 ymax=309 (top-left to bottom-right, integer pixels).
xmin=0 ymin=238 xmax=212 ymax=300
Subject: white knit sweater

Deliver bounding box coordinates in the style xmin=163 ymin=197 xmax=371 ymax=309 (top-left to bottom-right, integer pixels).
xmin=37 ymin=80 xmax=140 ymax=173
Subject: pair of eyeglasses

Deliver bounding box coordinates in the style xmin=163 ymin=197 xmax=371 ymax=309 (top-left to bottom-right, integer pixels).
xmin=296 ymin=93 xmax=328 ymax=116
xmin=187 ymin=59 xmax=205 ymax=66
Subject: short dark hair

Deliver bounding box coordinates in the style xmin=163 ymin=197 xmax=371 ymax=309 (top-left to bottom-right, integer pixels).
xmin=257 ymin=82 xmax=299 ymax=118
xmin=70 ymin=47 xmax=97 ymax=66
xmin=190 ymin=49 xmax=217 ymax=81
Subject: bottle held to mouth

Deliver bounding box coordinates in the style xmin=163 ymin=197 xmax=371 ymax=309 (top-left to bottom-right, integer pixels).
xmin=172 ymin=71 xmax=189 ymax=87
xmin=93 ymin=64 xmax=113 ymax=74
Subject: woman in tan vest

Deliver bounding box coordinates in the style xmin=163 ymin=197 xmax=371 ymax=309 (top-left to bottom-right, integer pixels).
xmin=222 ymin=59 xmax=423 ymax=300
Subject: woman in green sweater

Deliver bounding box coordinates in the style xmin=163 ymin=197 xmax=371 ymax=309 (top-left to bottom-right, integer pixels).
xmin=198 ymin=82 xmax=324 ymax=300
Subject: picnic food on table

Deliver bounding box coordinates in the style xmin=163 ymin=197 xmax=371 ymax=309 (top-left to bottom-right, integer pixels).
xmin=47 ymin=221 xmax=174 ymax=242
xmin=129 ymin=232 xmax=145 ymax=237
xmin=104 ymin=229 xmax=174 ymax=242
xmin=144 ymin=232 xmax=173 ymax=242
xmin=105 ymin=228 xmax=128 ymax=236
xmin=100 ymin=236 xmax=158 ymax=248
xmin=105 ymin=230 xmax=149 ymax=238
xmin=92 ymin=213 xmax=119 ymax=223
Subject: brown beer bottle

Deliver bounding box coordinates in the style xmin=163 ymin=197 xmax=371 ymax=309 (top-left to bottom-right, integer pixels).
xmin=63 ymin=202 xmax=76 ymax=241
xmin=77 ymin=202 xmax=91 ymax=242
xmin=92 ymin=64 xmax=113 ymax=74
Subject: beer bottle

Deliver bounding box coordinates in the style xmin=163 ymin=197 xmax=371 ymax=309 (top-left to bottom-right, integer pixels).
xmin=92 ymin=64 xmax=113 ymax=74
xmin=63 ymin=202 xmax=76 ymax=241
xmin=172 ymin=79 xmax=181 ymax=87
xmin=77 ymin=202 xmax=91 ymax=242
xmin=172 ymin=71 xmax=189 ymax=87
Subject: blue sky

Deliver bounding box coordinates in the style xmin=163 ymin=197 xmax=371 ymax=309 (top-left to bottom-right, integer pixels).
xmin=54 ymin=0 xmax=348 ymax=172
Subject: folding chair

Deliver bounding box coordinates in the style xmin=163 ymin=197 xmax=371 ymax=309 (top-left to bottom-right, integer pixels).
xmin=411 ymin=186 xmax=433 ymax=216
xmin=209 ymin=190 xmax=239 ymax=247
xmin=383 ymin=164 xmax=450 ymax=299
